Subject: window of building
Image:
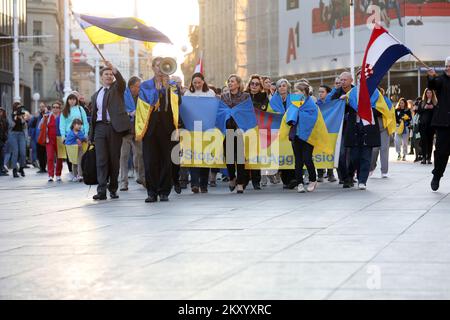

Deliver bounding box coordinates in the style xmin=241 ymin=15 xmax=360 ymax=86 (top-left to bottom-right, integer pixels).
xmin=33 ymin=63 xmax=43 ymax=95
xmin=33 ymin=21 xmax=43 ymax=46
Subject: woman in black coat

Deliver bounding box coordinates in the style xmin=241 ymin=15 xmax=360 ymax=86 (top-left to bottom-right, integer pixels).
xmin=418 ymin=88 xmax=437 ymax=164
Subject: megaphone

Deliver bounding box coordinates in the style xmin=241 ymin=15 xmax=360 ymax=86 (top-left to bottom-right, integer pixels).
xmin=159 ymin=57 xmax=177 ymax=76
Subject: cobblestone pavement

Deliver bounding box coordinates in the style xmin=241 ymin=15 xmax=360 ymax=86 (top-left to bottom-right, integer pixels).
xmin=0 ymin=150 xmax=449 ymax=299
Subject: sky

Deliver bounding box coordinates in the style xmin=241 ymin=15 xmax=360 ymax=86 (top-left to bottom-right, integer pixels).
xmin=71 ymin=0 xmax=199 ymax=78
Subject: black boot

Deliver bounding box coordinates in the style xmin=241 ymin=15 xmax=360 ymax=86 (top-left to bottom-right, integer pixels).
xmin=19 ymin=167 xmax=25 ymax=177
xmin=13 ymin=169 xmax=19 ymax=178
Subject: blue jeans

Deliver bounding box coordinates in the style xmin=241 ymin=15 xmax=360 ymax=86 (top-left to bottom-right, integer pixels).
xmin=9 ymin=131 xmax=27 ymax=169
xmin=30 ymin=138 xmax=37 ymax=162
xmin=350 ymin=146 xmax=373 ymax=185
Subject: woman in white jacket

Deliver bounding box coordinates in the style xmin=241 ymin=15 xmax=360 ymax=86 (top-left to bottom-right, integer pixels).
xmin=184 ymin=73 xmax=216 ymax=193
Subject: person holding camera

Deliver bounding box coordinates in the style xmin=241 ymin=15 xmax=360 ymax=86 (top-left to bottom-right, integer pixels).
xmin=0 ymin=107 xmax=9 ymax=176
xmin=8 ymin=102 xmax=28 ymax=178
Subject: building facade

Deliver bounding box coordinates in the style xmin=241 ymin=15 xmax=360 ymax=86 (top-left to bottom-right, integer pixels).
xmin=198 ymin=0 xmax=279 ymax=88
xmin=0 ymin=0 xmax=27 ymax=114
xmin=21 ymin=0 xmax=64 ymax=113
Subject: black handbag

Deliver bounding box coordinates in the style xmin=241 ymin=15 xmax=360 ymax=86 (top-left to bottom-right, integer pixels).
xmin=81 ymin=144 xmax=98 ymax=185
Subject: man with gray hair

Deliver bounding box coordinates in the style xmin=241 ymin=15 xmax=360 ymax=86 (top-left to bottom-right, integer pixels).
xmin=428 ymin=57 xmax=450 ymax=191
xmin=119 ymin=76 xmax=144 ymax=191
xmin=330 ymin=71 xmax=355 ymax=188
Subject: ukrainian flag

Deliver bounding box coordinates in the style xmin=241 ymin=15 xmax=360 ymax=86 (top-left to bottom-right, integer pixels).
xmin=215 ymin=98 xmax=257 ymax=134
xmin=267 ymin=92 xmax=290 ymax=114
xmin=285 ymin=94 xmax=332 ymax=154
xmin=348 ymin=87 xmax=396 ymax=135
xmin=73 ymin=13 xmax=171 ymax=47
xmin=135 ymin=79 xmax=179 ymax=141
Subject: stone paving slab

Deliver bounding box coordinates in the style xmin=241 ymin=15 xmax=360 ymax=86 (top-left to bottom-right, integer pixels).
xmin=0 ymin=150 xmax=450 ymax=299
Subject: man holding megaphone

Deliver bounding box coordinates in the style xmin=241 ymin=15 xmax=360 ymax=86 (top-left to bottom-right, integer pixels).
xmin=135 ymin=57 xmax=182 ymax=203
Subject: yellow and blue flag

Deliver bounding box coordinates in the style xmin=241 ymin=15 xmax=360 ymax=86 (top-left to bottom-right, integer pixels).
xmin=215 ymin=98 xmax=257 ymax=134
xmin=74 ymin=13 xmax=171 ymax=47
xmin=178 ymin=96 xmax=345 ymax=170
xmin=135 ymin=79 xmax=179 ymax=141
xmin=267 ymin=92 xmax=290 ymax=114
xmin=348 ymin=86 xmax=396 ymax=135
xmin=285 ymin=94 xmax=332 ymax=154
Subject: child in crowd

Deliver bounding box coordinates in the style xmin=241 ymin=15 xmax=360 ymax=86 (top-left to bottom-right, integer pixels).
xmin=64 ymin=119 xmax=87 ymax=182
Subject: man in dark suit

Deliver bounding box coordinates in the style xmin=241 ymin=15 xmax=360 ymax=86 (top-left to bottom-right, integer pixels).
xmin=138 ymin=57 xmax=181 ymax=203
xmin=89 ymin=61 xmax=130 ymax=200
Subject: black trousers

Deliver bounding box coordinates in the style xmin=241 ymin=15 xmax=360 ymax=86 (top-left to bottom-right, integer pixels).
xmin=420 ymin=125 xmax=435 ymax=161
xmin=432 ymin=127 xmax=450 ymax=179
xmin=318 ymin=169 xmax=335 ymax=178
xmin=190 ymin=167 xmax=209 ymax=188
xmin=223 ymin=133 xmax=247 ymax=185
xmin=337 ymin=136 xmax=351 ymax=182
xmin=292 ymin=138 xmax=316 ymax=184
xmin=37 ymin=143 xmax=47 ymax=170
xmin=94 ymin=122 xmax=123 ymax=195
xmin=143 ymin=127 xmax=174 ymax=197
xmin=247 ymin=170 xmax=261 ymax=186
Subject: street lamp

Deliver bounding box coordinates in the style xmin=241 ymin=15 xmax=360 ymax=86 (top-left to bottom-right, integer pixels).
xmin=32 ymin=92 xmax=40 ymax=114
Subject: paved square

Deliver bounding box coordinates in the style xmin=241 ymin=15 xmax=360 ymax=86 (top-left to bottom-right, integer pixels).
xmin=1 ymin=150 xmax=449 ymax=300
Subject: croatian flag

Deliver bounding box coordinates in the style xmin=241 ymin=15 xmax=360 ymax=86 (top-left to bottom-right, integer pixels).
xmin=194 ymin=52 xmax=204 ymax=75
xmin=359 ymin=25 xmax=411 ymax=124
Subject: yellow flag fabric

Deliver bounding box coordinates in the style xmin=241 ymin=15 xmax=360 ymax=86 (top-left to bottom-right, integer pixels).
xmin=65 ymin=143 xmax=87 ymax=165
xmin=135 ymin=81 xmax=179 ymax=141
xmin=56 ymin=137 xmax=67 ymax=159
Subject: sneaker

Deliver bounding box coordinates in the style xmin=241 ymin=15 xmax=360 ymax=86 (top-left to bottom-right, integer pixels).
xmin=317 ymin=177 xmax=324 ymax=183
xmin=358 ymin=183 xmax=367 ymax=190
xmin=236 ymin=184 xmax=244 ymax=194
xmin=397 ymin=154 xmax=401 ymax=161
xmin=402 ymin=155 xmax=406 ymax=161
xmin=307 ymin=181 xmax=318 ymax=192
xmin=297 ymin=184 xmax=306 ymax=193
xmin=56 ymin=176 xmax=62 ymax=182
xmin=48 ymin=177 xmax=54 ymax=182
xmin=381 ymin=173 xmax=388 ymax=179
xmin=200 ymin=187 xmax=208 ymax=194
xmin=328 ymin=175 xmax=337 ymax=183
xmin=72 ymin=176 xmax=79 ymax=182
xmin=77 ymin=176 xmax=83 ymax=182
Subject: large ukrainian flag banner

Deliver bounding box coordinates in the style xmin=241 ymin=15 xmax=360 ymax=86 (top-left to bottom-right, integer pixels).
xmin=178 ymin=97 xmax=345 ymax=169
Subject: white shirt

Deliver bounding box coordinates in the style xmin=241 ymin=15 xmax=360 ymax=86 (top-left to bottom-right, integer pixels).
xmin=184 ymin=89 xmax=216 ymax=98
xmin=96 ymin=87 xmax=111 ymax=122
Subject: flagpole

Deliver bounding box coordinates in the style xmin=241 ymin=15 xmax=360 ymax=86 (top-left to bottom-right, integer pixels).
xmin=13 ymin=0 xmax=21 ymax=103
xmin=64 ymin=0 xmax=72 ymax=99
xmin=350 ymin=0 xmax=355 ymax=81
xmin=133 ymin=0 xmax=139 ymax=76
xmin=90 ymin=41 xmax=107 ymax=62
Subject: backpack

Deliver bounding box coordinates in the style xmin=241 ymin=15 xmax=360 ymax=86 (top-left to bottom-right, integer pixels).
xmin=81 ymin=144 xmax=98 ymax=185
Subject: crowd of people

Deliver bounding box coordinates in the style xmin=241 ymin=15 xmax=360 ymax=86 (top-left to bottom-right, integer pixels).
xmin=0 ymin=56 xmax=449 ymax=199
